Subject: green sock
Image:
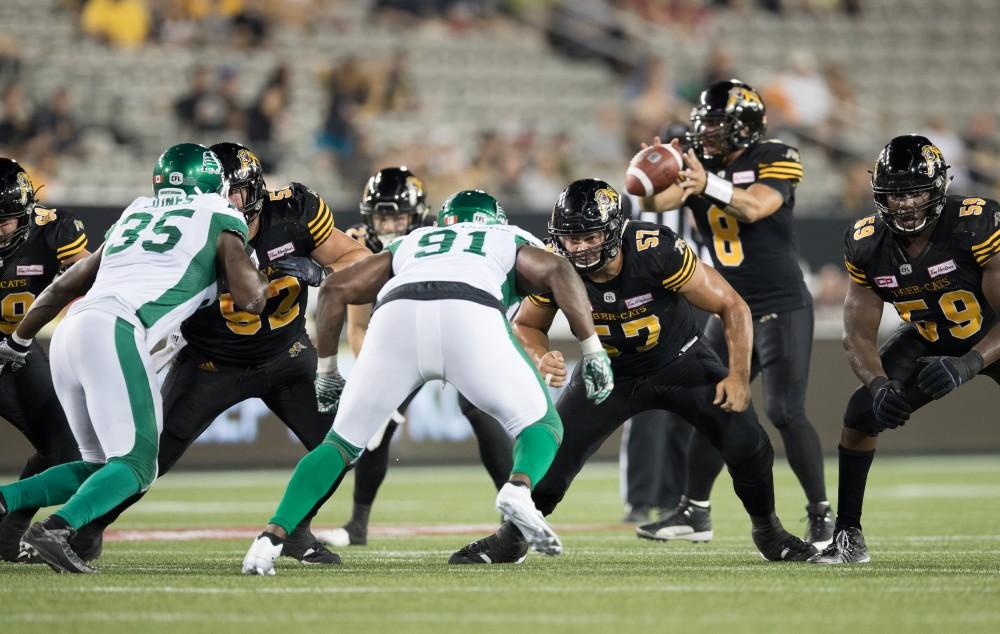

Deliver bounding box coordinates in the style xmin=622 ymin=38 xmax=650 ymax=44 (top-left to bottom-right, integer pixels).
xmin=269 ymin=431 xmax=361 ymax=534
xmin=55 ymin=461 xmax=144 ymax=530
xmin=511 ymin=423 xmax=561 ymax=490
xmin=0 ymin=461 xmax=101 ymax=512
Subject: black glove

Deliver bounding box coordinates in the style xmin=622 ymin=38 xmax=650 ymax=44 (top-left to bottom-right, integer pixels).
xmin=916 ymin=351 xmax=983 ymax=400
xmin=272 ymin=256 xmax=328 ymax=287
xmin=869 ymin=376 xmax=911 ymax=432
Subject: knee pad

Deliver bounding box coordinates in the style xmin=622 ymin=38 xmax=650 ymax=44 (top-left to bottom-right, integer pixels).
xmin=842 ymin=385 xmax=875 ymax=432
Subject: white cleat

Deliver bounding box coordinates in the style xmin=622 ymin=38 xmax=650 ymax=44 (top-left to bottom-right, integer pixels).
xmin=319 ymin=527 xmax=352 ymax=549
xmin=242 ymin=534 xmax=283 ymax=576
xmin=495 ymin=483 xmax=562 ymax=557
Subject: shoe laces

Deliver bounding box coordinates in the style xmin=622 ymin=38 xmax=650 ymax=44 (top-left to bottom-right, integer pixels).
xmin=834 ymin=529 xmax=853 ymax=555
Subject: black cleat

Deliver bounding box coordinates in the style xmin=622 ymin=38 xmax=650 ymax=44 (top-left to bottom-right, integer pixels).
xmin=69 ymin=525 xmax=105 ymax=562
xmin=752 ymin=522 xmax=818 ymax=562
xmin=636 ymin=497 xmax=713 ymax=542
xmin=808 ymin=527 xmax=871 ymax=564
xmin=283 ymin=524 xmax=342 ymax=565
xmin=805 ymin=503 xmax=835 ymax=547
xmin=449 ymin=521 xmax=529 ymax=565
xmin=21 ymin=523 xmax=98 ymax=574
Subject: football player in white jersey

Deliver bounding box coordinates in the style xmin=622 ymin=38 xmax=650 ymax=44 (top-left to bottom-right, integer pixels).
xmin=242 ymin=190 xmax=614 ymax=575
xmin=0 ymin=143 xmax=269 ymax=573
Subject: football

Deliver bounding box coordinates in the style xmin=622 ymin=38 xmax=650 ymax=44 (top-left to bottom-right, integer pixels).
xmin=625 ymin=144 xmax=685 ymax=197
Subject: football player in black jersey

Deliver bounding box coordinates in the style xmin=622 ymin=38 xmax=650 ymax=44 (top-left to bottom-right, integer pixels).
xmin=449 ymin=179 xmax=817 ymax=564
xmin=69 ymin=142 xmax=371 ymax=565
xmin=811 ymin=135 xmax=1000 ymax=564
xmin=326 ymin=167 xmax=514 ymax=547
xmin=639 ymin=79 xmax=831 ymax=546
xmin=0 ymin=158 xmax=88 ymax=562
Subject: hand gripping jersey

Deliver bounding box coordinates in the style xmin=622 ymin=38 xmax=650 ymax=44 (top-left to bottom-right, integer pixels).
xmin=380 ymin=222 xmax=543 ymax=310
xmin=685 ymin=140 xmax=810 ymax=316
xmin=0 ymin=207 xmax=88 ymax=335
xmin=73 ymin=192 xmax=248 ymax=348
xmin=181 ymin=183 xmax=335 ymax=364
xmin=528 ymin=221 xmax=701 ymax=377
xmin=844 ymin=194 xmax=1000 ymax=356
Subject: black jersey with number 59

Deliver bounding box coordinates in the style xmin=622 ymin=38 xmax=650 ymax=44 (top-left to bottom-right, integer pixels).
xmin=180 ymin=183 xmax=335 ymax=365
xmin=685 ymin=140 xmax=810 ymax=316
xmin=528 ymin=221 xmax=700 ymax=377
xmin=844 ymin=195 xmax=1000 ymax=356
xmin=0 ymin=207 xmax=87 ymax=336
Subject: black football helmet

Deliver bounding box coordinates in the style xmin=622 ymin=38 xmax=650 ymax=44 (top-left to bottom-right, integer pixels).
xmin=0 ymin=158 xmax=35 ymax=259
xmin=549 ymin=179 xmax=624 ymax=274
xmin=688 ymin=79 xmax=766 ymax=169
xmin=871 ymin=135 xmax=950 ymax=236
xmin=210 ymin=142 xmax=266 ymax=224
xmin=359 ymin=167 xmax=427 ymax=245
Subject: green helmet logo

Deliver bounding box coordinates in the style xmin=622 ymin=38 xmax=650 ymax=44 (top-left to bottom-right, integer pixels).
xmin=437 ymin=190 xmax=507 ymax=226
xmin=153 ymin=143 xmax=227 ymax=197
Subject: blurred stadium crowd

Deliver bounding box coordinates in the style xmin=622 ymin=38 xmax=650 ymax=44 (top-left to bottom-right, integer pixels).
xmin=1 ymin=0 xmax=998 ymax=325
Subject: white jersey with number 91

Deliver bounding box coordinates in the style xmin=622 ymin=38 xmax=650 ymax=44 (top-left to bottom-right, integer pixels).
xmin=380 ymin=222 xmax=543 ymax=309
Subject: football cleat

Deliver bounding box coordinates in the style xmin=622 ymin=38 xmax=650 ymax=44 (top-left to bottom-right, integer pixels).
xmin=20 ymin=523 xmax=97 ymax=574
xmin=808 ymin=527 xmax=871 ymax=564
xmin=636 ymin=497 xmax=713 ymax=542
xmin=448 ymin=521 xmax=529 ymax=565
xmin=69 ymin=524 xmax=105 ymax=562
xmin=283 ymin=524 xmax=341 ymax=565
xmin=495 ymin=482 xmax=561 ymax=556
xmin=320 ymin=521 xmax=367 ymax=548
xmin=242 ymin=533 xmax=283 ymax=576
xmin=805 ymin=503 xmax=835 ymax=547
xmin=752 ymin=522 xmax=818 ymax=562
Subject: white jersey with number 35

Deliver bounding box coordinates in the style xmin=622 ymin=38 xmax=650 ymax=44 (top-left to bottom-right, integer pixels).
xmin=380 ymin=222 xmax=543 ymax=309
xmin=73 ymin=192 xmax=249 ymax=348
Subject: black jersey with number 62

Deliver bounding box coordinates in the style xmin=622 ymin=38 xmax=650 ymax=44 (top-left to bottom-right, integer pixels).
xmin=528 ymin=221 xmax=701 ymax=377
xmin=181 ymin=183 xmax=335 ymax=365
xmin=844 ymin=194 xmax=1000 ymax=357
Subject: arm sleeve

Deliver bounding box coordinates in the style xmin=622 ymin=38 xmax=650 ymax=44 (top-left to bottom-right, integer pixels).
xmin=970 ymin=198 xmax=1000 ymax=268
xmin=294 ymin=183 xmax=335 ymax=250
xmin=843 ymin=222 xmax=871 ymax=287
xmin=42 ymin=210 xmax=89 ymax=264
xmin=656 ymin=229 xmax=698 ymax=292
xmin=754 ymin=142 xmax=803 ymax=203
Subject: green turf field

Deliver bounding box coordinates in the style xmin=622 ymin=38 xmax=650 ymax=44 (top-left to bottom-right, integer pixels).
xmin=2 ymin=456 xmax=998 ymax=634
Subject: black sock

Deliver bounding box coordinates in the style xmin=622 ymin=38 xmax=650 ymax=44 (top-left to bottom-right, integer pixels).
xmin=776 ymin=422 xmax=828 ymax=505
xmin=835 ymin=444 xmax=875 ymax=532
xmin=686 ymin=433 xmax=726 ymax=501
xmin=42 ymin=515 xmax=70 ymax=531
xmin=507 ymin=480 xmax=529 ymax=489
xmin=261 ymin=531 xmax=284 ymax=546
xmin=348 ymin=503 xmax=372 ymax=528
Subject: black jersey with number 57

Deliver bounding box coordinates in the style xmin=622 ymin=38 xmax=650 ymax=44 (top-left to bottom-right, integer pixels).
xmin=0 ymin=207 xmax=87 ymax=336
xmin=180 ymin=183 xmax=335 ymax=365
xmin=528 ymin=221 xmax=700 ymax=377
xmin=844 ymin=195 xmax=1000 ymax=356
xmin=685 ymin=140 xmax=810 ymax=316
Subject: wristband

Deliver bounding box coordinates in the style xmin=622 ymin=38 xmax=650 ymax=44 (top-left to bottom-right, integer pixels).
xmin=11 ymin=332 xmax=32 ymax=348
xmin=580 ymin=334 xmax=603 ymax=356
xmin=317 ymin=355 xmax=338 ymax=374
xmin=703 ymin=173 xmax=734 ymax=206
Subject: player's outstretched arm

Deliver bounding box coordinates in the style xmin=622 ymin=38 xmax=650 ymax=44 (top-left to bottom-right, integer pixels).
xmin=15 ymin=246 xmax=103 ymax=340
xmin=314 ymin=251 xmax=393 ymax=359
xmin=842 ymin=281 xmax=888 ymax=388
xmin=677 ymin=260 xmax=753 ymax=412
xmin=217 ymin=232 xmax=268 ymax=315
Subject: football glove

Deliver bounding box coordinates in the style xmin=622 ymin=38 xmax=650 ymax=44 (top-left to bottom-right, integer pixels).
xmin=916 ymin=351 xmax=983 ymax=400
xmin=272 ymin=256 xmax=328 ymax=287
xmin=869 ymin=376 xmax=911 ymax=432
xmin=581 ymin=349 xmax=614 ymax=404
xmin=315 ymin=370 xmax=347 ymax=415
xmin=0 ymin=337 xmax=31 ymax=373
